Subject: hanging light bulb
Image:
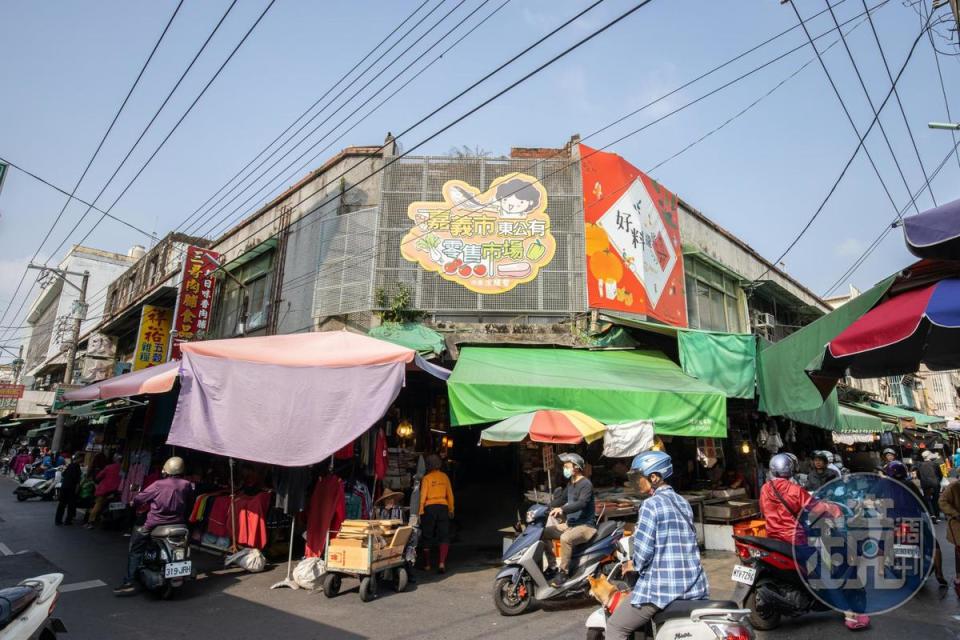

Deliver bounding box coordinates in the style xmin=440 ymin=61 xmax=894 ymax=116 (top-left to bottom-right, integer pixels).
xmin=741 ymin=441 xmax=751 ymax=454
xmin=397 ymin=419 xmax=413 ymax=439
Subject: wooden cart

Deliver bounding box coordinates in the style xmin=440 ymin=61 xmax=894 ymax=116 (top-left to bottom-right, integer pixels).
xmin=321 ymin=520 xmax=414 ymax=602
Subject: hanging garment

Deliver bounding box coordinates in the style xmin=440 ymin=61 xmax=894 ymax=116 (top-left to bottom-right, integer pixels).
xmin=374 ymin=429 xmax=388 ymax=480
xmin=304 ymin=475 xmax=345 ymax=558
xmin=274 ymin=466 xmax=312 ymax=514
xmin=235 ymin=491 xmax=271 ymax=549
xmin=206 ymin=495 xmax=234 ymax=538
xmin=334 ymin=442 xmax=354 ymax=460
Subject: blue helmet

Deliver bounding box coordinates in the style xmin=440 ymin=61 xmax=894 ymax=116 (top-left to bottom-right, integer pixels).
xmin=883 ymin=460 xmax=907 ymax=481
xmin=630 ymin=451 xmax=673 ymax=480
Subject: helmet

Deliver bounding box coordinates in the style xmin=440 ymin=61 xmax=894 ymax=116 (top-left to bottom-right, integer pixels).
xmin=162 ymin=456 xmax=185 ymax=476
xmin=812 ymin=450 xmax=830 ymax=463
xmin=630 ymin=451 xmax=673 ymax=479
xmin=558 ymin=453 xmax=585 ymax=470
xmin=769 ymin=453 xmax=796 ymax=479
xmin=882 ymin=448 xmax=896 ymax=457
xmin=883 ymin=460 xmax=907 ymax=480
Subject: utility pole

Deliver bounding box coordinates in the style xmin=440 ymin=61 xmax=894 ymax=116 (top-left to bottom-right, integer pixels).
xmin=27 ymin=264 xmax=89 ymax=452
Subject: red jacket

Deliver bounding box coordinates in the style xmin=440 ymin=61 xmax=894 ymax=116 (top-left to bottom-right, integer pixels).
xmin=759 ymin=478 xmax=811 ymax=544
xmin=95 ymin=463 xmax=122 ymax=497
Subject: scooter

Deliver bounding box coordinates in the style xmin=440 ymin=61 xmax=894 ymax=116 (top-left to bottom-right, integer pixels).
xmin=135 ymin=524 xmax=193 ymax=599
xmin=584 ymin=536 xmax=753 ymax=640
xmin=730 ymin=534 xmax=831 ymax=630
xmin=0 ymin=573 xmax=68 ymax=640
xmin=14 ymin=467 xmax=61 ymax=502
xmin=492 ymin=504 xmax=623 ymax=615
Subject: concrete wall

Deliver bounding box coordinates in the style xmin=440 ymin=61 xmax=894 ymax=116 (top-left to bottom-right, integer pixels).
xmin=15 ymin=389 xmax=54 ymax=417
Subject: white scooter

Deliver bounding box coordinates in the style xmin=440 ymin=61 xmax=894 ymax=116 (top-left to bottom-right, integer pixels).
xmin=0 ymin=573 xmax=67 ymax=639
xmin=585 ymin=538 xmax=753 ymax=640
xmin=14 ymin=467 xmax=62 ymax=502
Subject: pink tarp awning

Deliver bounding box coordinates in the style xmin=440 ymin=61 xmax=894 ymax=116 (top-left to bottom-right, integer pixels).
xmin=166 ymin=332 xmax=416 ymax=467
xmin=62 ymin=361 xmax=179 ymax=402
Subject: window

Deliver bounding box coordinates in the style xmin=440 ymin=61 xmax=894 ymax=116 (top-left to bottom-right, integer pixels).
xmin=213 ymin=250 xmax=275 ymax=337
xmin=683 ymin=257 xmax=742 ymax=332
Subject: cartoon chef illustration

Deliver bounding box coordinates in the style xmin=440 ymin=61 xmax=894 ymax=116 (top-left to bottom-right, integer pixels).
xmin=448 ymin=175 xmax=543 ymax=220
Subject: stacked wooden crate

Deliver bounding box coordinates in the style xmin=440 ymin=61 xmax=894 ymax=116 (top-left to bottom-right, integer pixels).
xmin=326 ymin=520 xmax=413 ymax=571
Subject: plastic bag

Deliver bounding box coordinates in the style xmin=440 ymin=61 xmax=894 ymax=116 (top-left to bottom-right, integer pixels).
xmin=293 ymin=557 xmax=326 ymax=590
xmin=225 ymin=547 xmax=267 ymax=573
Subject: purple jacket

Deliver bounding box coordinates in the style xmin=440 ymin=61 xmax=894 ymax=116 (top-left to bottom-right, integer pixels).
xmin=133 ymin=477 xmax=194 ymax=529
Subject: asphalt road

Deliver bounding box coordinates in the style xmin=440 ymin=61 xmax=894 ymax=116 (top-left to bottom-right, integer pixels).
xmin=1 ymin=477 xmax=958 ymax=639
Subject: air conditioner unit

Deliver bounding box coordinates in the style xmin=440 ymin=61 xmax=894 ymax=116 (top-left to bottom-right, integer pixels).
xmin=752 ymin=312 xmax=775 ymax=329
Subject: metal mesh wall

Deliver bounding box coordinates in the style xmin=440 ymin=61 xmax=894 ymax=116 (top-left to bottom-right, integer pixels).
xmin=378 ymin=155 xmax=586 ymax=315
xmin=312 ymin=207 xmax=379 ymax=317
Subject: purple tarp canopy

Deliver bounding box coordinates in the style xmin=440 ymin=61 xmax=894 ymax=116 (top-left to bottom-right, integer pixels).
xmin=166 ymin=332 xmax=415 ymax=466
xmin=903 ymin=197 xmax=960 ymax=260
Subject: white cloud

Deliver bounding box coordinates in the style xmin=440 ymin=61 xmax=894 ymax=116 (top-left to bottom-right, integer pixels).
xmin=835 ymin=237 xmax=866 ymax=258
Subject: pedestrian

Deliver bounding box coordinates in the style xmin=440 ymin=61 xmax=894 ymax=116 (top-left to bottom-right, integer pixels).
xmin=86 ymin=453 xmax=123 ymax=528
xmin=418 ymin=454 xmax=454 ymax=573
xmin=919 ymin=451 xmax=944 ymax=523
xmin=952 ymin=449 xmax=960 ymax=470
xmin=55 ymin=453 xmax=82 ymax=526
xmin=938 ymin=477 xmax=960 ymax=598
xmin=884 ymin=460 xmax=947 ymax=587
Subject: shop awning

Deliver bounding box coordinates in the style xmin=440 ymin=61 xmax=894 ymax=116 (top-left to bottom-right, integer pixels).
xmin=447 ymin=347 xmax=727 ymax=437
xmin=838 ymin=404 xmax=890 ymax=433
xmin=368 ymin=322 xmax=445 ymax=357
xmin=26 ymin=423 xmax=55 ymax=437
xmin=62 ymin=361 xmax=178 ymax=402
xmin=849 ymin=401 xmax=946 ymax=428
xmin=677 ymin=331 xmax=757 ymax=399
xmin=757 ymin=277 xmax=894 ymax=419
xmin=167 ymin=331 xmax=416 ymax=467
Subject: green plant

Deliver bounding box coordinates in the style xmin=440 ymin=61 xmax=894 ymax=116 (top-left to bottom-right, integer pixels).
xmin=375 ymin=283 xmax=424 ymax=323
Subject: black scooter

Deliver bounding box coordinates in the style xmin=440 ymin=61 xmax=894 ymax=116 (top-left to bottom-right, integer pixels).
xmin=134 ymin=525 xmax=194 ymax=599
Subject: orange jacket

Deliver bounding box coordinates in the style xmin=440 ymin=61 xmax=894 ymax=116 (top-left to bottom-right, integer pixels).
xmin=419 ymin=469 xmax=454 ymax=515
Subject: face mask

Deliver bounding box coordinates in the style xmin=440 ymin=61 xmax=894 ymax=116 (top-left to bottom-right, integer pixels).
xmin=563 ymin=467 xmax=573 ymax=479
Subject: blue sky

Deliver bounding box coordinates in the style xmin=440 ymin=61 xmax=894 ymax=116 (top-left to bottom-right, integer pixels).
xmin=1 ymin=0 xmax=958 ymax=355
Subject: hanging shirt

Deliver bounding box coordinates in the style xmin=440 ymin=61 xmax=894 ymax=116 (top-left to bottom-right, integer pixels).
xmin=274 ymin=466 xmax=312 ymax=515
xmin=374 ymin=430 xmax=388 ymax=480
xmin=305 ymin=475 xmax=345 ymax=558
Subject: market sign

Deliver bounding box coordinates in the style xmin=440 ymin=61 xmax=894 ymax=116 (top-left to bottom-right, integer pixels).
xmin=0 ymin=384 xmax=24 ymax=399
xmin=170 ymin=246 xmax=220 ymax=360
xmin=134 ymin=305 xmax=172 ymax=371
xmin=580 ymin=144 xmax=687 ymax=326
xmin=400 ymin=173 xmax=556 ymax=294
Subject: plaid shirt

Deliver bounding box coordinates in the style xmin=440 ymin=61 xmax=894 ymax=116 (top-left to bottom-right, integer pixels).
xmin=630 ymin=485 xmax=708 ymax=608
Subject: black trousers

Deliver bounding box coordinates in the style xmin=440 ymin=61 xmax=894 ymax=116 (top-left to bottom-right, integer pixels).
xmin=125 ymin=527 xmax=152 ymax=584
xmin=420 ymin=504 xmax=450 ymax=547
xmin=55 ymin=491 xmax=77 ymax=525
xmin=923 ymin=485 xmax=941 ymax=519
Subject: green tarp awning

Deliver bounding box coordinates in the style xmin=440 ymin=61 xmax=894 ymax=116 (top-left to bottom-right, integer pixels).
xmin=838 ymin=404 xmax=890 ymax=433
xmin=678 ymin=331 xmax=757 ymax=399
xmin=849 ymin=401 xmax=946 ymax=427
xmin=368 ymin=322 xmax=444 ymax=357
xmin=447 ymin=347 xmax=728 ymax=437
xmin=785 ymin=396 xmax=890 ymax=433
xmin=757 ymin=277 xmax=893 ymax=419
xmin=26 ymin=423 xmax=54 ymax=437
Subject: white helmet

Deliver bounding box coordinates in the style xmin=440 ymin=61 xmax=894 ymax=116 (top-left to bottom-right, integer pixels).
xmin=162 ymin=456 xmax=185 ymax=476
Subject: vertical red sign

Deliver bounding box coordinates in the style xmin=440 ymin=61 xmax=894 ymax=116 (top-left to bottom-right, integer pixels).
xmin=580 ymin=144 xmax=687 ymax=327
xmin=171 ymin=246 xmax=220 ymax=360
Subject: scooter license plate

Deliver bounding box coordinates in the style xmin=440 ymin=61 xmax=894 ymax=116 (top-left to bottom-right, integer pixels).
xmin=107 ymin=501 xmax=126 ymax=511
xmin=164 ymin=561 xmax=192 ymax=579
xmin=731 ymin=565 xmax=756 ymax=585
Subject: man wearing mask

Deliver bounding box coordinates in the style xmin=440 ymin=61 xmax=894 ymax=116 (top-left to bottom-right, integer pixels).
xmin=114 ymin=457 xmax=193 ymax=595
xmin=805 ymin=451 xmax=839 ymax=492
xmin=605 ymin=451 xmax=707 ymax=640
xmin=543 ymin=453 xmax=595 ymax=587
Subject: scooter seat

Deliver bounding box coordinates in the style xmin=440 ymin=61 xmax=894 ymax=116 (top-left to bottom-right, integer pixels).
xmin=0 ymin=586 xmax=38 ymax=630
xmin=652 ymin=599 xmax=738 ymax=624
xmin=150 ymin=525 xmax=189 ymax=538
xmin=576 ymin=520 xmax=619 ymax=548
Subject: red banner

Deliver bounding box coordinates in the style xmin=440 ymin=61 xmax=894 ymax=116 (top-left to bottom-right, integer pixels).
xmin=0 ymin=384 xmax=24 ymax=399
xmin=580 ymin=144 xmax=687 ymax=326
xmin=171 ymin=246 xmax=220 ymax=360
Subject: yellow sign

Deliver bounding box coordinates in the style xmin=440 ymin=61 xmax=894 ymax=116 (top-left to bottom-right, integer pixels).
xmin=400 ymin=172 xmax=556 ymax=294
xmin=133 ymin=305 xmax=172 ymax=371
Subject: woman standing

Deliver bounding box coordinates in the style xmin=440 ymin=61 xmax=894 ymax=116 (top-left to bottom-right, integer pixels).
xmin=418 ymin=454 xmax=454 ymax=573
xmin=939 ymin=477 xmax=960 ymax=597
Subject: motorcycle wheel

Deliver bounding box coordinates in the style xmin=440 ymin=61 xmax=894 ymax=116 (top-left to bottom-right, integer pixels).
xmin=585 ymin=628 xmax=605 ymax=640
xmin=493 ymin=575 xmax=533 ymax=616
xmin=746 ymin=588 xmax=781 ymax=630
xmin=16 ymin=494 xmax=27 ymax=502
xmin=158 ymin=584 xmax=175 ymax=600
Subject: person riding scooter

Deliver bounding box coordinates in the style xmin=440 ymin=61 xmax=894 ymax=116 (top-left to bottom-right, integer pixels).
xmin=544 ymin=453 xmax=596 ymax=587
xmin=113 ymin=456 xmax=193 ymax=595
xmin=605 ymin=451 xmax=708 ymax=640
xmin=804 ymin=451 xmax=838 ymax=492
xmin=759 ymin=453 xmax=868 ymax=631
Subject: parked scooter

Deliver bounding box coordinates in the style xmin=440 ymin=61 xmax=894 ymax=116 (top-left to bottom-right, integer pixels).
xmin=730 ymin=534 xmax=831 ymax=630
xmin=14 ymin=467 xmax=61 ymax=502
xmin=133 ymin=525 xmax=193 ymax=599
xmin=584 ymin=536 xmax=753 ymax=640
xmin=492 ymin=503 xmax=623 ymax=615
xmin=0 ymin=573 xmax=67 ymax=640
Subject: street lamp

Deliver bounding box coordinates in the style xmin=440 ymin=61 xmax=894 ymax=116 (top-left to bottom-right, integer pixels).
xmin=928 ymin=122 xmax=960 ymax=131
